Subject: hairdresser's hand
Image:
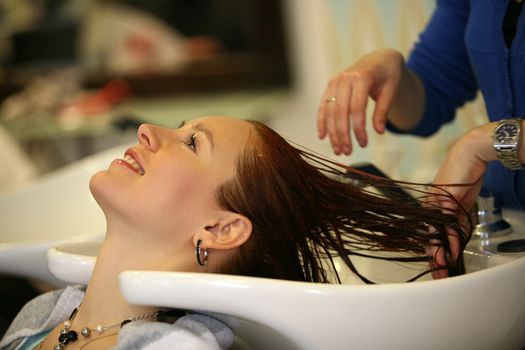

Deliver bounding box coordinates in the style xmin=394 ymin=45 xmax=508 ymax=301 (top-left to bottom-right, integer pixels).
xmin=317 ymin=49 xmax=406 ymax=155
xmin=429 ymin=123 xmax=494 ymax=278
xmin=434 ymin=122 xmax=501 ymax=213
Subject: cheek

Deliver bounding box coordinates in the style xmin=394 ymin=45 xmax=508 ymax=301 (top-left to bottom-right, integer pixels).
xmin=89 ymin=156 xmax=224 ymax=235
xmin=154 ymin=164 xmax=204 ymax=198
xmin=141 ymin=170 xmax=218 ymax=227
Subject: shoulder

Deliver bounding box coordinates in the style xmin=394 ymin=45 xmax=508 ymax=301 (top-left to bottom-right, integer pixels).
xmin=1 ymin=286 xmax=84 ymax=348
xmin=3 ymin=288 xmax=64 ymax=337
xmin=114 ymin=313 xmax=234 ymax=350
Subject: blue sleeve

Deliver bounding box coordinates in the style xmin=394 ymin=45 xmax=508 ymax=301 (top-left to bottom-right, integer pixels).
xmin=387 ymin=0 xmax=479 ymax=137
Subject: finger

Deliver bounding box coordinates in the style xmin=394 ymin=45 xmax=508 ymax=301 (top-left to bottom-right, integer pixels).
xmin=317 ymin=103 xmax=327 ymax=139
xmin=426 ymin=227 xmax=449 ymax=279
xmin=430 ymin=245 xmax=449 ymax=279
xmin=318 ymin=78 xmax=339 ymax=141
xmin=317 ymin=82 xmax=334 ymax=140
xmin=324 ymin=79 xmax=342 ymax=154
xmin=426 ymin=187 xmax=462 ymax=278
xmin=446 ymin=227 xmax=461 ymax=262
xmin=327 ymin=114 xmax=341 ymax=154
xmin=371 ymin=84 xmax=396 ymax=134
xmin=349 ymin=75 xmax=372 ymax=148
xmin=335 ymin=74 xmax=354 ymax=155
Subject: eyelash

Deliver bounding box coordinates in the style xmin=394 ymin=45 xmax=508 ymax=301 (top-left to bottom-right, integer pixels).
xmin=184 ymin=133 xmax=198 ymax=152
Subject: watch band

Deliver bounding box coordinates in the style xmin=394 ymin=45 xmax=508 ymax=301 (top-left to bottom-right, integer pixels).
xmin=492 ymin=118 xmax=523 ymax=170
xmin=497 ymin=146 xmax=522 ymax=170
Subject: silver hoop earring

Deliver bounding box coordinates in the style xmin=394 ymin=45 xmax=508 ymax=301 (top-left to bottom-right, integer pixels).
xmin=196 ymin=239 xmax=208 ymax=266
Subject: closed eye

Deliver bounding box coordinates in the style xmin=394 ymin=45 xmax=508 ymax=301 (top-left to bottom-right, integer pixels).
xmin=185 ymin=132 xmax=198 ymax=152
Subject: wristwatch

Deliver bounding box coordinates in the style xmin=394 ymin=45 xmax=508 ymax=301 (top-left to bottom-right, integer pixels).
xmin=492 ymin=118 xmax=524 ymax=170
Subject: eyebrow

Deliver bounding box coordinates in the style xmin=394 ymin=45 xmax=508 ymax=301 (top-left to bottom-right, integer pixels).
xmin=178 ymin=120 xmax=214 ymax=149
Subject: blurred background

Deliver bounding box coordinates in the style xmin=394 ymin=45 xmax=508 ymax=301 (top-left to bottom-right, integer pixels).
xmin=0 ymin=0 xmax=488 ymax=336
xmin=0 ymin=0 xmax=289 ymax=182
xmin=0 ymin=0 xmax=488 ymax=192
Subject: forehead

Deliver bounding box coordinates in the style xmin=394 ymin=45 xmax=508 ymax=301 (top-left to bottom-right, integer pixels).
xmin=195 ymin=115 xmax=251 ymax=140
xmin=192 ymin=115 xmax=253 ymax=167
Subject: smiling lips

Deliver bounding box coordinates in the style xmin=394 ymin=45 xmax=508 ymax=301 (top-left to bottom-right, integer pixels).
xmin=124 ymin=153 xmax=145 ymax=175
xmin=113 ymin=150 xmax=145 ymax=175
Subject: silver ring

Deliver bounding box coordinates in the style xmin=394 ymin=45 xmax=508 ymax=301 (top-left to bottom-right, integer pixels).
xmin=325 ymin=96 xmax=337 ymax=103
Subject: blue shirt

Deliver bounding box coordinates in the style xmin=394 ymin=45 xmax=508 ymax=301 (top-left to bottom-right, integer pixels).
xmin=389 ymin=0 xmax=525 ymax=209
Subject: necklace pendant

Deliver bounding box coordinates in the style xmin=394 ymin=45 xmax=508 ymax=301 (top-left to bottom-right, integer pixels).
xmin=67 ymin=331 xmax=78 ymax=342
xmin=54 ymin=344 xmax=65 ymax=350
xmin=81 ymin=327 xmax=91 ymax=337
xmin=58 ymin=330 xmax=78 ymax=346
xmin=58 ymin=333 xmax=69 ymax=345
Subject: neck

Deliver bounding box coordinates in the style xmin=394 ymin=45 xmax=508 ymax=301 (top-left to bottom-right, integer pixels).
xmin=41 ymin=225 xmax=196 ymax=350
xmin=73 ymin=230 xmax=183 ymax=327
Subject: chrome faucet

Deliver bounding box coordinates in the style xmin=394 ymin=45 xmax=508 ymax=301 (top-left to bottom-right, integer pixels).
xmin=473 ymin=193 xmax=513 ymax=240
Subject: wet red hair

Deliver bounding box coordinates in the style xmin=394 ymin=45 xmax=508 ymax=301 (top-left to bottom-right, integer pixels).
xmin=216 ymin=120 xmax=472 ymax=283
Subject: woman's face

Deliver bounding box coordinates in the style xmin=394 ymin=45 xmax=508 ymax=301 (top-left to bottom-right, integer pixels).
xmin=90 ymin=116 xmax=253 ymax=243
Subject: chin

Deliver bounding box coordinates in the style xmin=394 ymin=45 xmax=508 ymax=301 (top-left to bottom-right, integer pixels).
xmin=89 ymin=170 xmax=115 ymax=213
xmin=89 ymin=170 xmax=143 ymax=226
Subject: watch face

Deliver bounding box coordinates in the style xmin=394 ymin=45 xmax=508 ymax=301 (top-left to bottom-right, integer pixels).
xmin=495 ymin=123 xmax=519 ymax=143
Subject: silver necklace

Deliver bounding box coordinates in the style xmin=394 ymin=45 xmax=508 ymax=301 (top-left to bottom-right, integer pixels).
xmin=54 ymin=307 xmax=160 ymax=350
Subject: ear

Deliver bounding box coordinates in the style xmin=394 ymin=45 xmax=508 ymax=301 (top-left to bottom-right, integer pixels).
xmin=193 ymin=212 xmax=252 ymax=251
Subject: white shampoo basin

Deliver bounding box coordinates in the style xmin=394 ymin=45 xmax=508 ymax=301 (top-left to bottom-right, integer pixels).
xmin=47 ymin=236 xmax=525 ymax=350
xmin=0 ymin=144 xmax=128 ymax=284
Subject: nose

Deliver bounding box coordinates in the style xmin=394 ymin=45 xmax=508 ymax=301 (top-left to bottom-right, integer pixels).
xmin=137 ymin=124 xmax=160 ymax=150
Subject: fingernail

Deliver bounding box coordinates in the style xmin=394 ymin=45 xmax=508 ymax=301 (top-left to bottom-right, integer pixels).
xmin=343 ymin=146 xmax=351 ymax=154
